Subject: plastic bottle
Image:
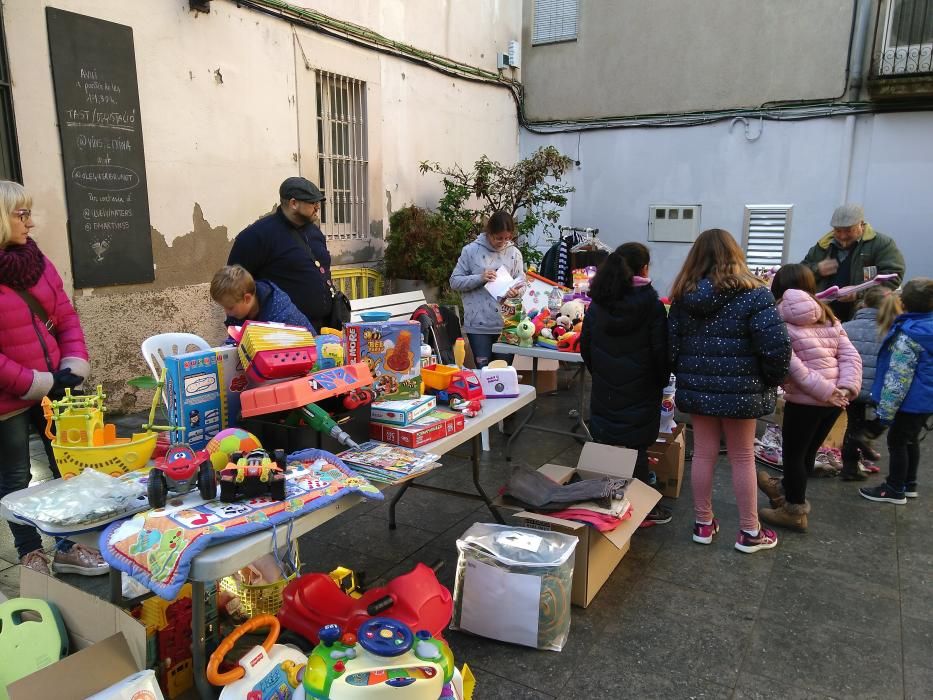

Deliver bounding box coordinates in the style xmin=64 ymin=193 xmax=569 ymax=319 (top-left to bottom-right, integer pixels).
xmin=659 ymin=374 xmax=677 ymax=433
xmin=453 ymin=337 xmax=466 ymax=369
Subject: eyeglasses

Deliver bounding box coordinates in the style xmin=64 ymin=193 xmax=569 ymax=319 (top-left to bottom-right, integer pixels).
xmin=12 ymin=209 xmax=31 ymax=223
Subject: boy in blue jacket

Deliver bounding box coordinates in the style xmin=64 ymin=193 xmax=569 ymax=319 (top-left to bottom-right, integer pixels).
xmin=210 ymin=265 xmax=315 ymax=333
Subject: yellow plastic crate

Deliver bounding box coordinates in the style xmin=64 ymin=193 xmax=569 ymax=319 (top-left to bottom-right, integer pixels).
xmin=331 ymin=267 xmax=383 ymax=300
xmin=219 ymin=572 xmax=297 ymax=617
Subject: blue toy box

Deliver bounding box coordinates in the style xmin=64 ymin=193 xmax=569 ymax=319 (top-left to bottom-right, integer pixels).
xmin=164 ymin=346 xmax=246 ymax=451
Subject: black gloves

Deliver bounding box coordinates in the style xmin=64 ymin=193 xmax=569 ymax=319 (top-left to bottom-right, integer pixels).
xmin=49 ymin=368 xmax=83 ymax=400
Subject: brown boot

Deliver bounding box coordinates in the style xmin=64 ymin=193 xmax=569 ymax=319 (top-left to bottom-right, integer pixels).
xmin=760 ymin=501 xmax=810 ymax=533
xmin=757 ymin=469 xmax=785 ymax=508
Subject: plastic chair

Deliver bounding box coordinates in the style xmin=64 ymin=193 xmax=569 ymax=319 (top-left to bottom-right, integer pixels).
xmin=141 ymin=332 xmax=211 ymax=380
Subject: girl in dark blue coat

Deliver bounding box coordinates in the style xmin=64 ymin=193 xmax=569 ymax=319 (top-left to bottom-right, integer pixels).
xmin=581 ymin=242 xmax=672 ymax=524
xmin=668 ymin=229 xmax=791 ymax=553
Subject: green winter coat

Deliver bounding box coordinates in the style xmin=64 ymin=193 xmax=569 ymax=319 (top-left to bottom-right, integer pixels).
xmin=801 ymin=222 xmax=905 ymax=293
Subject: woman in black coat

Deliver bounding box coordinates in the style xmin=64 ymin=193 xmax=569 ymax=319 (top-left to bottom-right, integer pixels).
xmin=580 ymin=242 xmax=672 ymax=524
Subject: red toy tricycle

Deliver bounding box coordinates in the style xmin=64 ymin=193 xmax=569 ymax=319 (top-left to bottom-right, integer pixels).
xmin=276 ymin=561 xmax=452 ymax=652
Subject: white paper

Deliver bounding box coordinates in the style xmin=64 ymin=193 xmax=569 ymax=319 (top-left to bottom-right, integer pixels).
xmin=484 ymin=265 xmax=516 ymax=299
xmin=460 ymin=559 xmax=540 ymax=647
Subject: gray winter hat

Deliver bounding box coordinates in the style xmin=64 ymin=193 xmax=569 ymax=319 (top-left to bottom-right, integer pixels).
xmin=831 ymin=203 xmax=864 ymax=228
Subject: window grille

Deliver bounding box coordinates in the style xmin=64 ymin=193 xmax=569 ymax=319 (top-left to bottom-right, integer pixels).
xmin=316 ymin=71 xmax=368 ymax=241
xmin=877 ymin=0 xmax=933 ymax=75
xmin=532 ymin=0 xmax=579 ymax=45
xmin=743 ymin=205 xmax=793 ymax=270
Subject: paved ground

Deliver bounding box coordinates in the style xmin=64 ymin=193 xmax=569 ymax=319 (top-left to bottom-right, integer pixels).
xmin=3 ymin=370 xmax=931 ymax=699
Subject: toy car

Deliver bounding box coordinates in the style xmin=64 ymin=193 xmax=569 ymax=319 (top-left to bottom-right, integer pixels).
xmin=342 ymin=386 xmax=376 ymax=411
xmin=420 ymin=364 xmax=485 ymax=404
xmin=219 ymin=448 xmax=288 ymax=502
xmin=148 ymin=444 xmax=217 ymax=509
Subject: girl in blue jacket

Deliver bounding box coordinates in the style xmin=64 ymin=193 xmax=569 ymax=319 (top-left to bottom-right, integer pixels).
xmin=857 ymin=278 xmax=933 ymax=504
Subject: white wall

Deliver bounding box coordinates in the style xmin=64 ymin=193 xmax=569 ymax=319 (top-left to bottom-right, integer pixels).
xmin=522 ymin=112 xmax=933 ymax=296
xmin=3 ymin=0 xmax=520 ymax=405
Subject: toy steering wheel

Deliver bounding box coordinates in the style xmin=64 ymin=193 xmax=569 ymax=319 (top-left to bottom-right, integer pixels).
xmin=357 ymin=617 xmax=414 ymax=657
xmin=206 ymin=613 xmax=280 ymax=686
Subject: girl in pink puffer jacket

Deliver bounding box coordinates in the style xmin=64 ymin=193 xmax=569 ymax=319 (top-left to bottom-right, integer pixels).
xmin=757 ymin=264 xmax=862 ymax=533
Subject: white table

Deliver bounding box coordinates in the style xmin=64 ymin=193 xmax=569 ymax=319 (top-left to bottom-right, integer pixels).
xmin=492 ymin=342 xmax=592 ymax=460
xmin=7 ymin=386 xmax=536 ymax=698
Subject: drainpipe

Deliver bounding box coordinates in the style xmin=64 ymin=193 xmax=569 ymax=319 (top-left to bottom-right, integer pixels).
xmin=840 ymin=0 xmax=874 ymax=203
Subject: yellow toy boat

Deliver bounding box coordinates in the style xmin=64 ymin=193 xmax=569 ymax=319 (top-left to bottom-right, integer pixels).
xmin=41 ymin=373 xmax=171 ymax=479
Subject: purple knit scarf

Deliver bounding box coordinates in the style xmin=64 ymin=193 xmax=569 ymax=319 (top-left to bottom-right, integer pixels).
xmin=0 ymin=238 xmax=46 ymax=290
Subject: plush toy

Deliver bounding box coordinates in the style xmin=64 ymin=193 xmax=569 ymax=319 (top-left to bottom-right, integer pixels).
xmin=560 ymin=300 xmax=586 ymax=326
xmin=554 ymin=315 xmax=572 ymax=337
xmin=557 ymin=331 xmax=581 ymax=353
xmin=531 ymin=308 xmax=551 ymax=336
xmin=516 ymin=318 xmax=535 ymax=348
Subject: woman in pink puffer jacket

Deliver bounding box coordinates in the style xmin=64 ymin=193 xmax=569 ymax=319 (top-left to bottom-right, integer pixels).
xmin=757 ymin=264 xmax=862 ymax=533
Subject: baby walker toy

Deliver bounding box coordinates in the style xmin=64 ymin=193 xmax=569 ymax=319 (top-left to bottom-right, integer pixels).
xmin=206 ymin=613 xmax=307 ymax=700
xmin=294 ymin=617 xmax=455 ymax=700
xmin=278 ymin=562 xmax=453 ymax=651
xmin=41 ymin=369 xmax=175 ymax=478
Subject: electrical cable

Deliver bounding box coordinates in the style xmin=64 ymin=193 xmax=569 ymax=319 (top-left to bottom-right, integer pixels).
xmin=228 ymin=0 xmax=933 ymax=135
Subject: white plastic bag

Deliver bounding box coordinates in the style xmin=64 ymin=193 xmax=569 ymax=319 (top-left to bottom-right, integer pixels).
xmin=8 ymin=469 xmax=145 ymax=526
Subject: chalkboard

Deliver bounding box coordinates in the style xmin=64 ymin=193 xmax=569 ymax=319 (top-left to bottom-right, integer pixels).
xmin=46 ymin=7 xmax=154 ymax=288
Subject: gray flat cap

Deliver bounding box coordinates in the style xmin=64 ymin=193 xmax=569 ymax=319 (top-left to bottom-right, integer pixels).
xmin=831 ymin=203 xmax=864 ymax=228
xmin=279 ymin=176 xmax=325 ymax=203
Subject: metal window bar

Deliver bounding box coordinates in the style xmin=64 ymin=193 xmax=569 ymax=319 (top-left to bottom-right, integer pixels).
xmin=742 ymin=205 xmax=793 ymax=270
xmin=873 ymin=0 xmax=933 ymax=76
xmin=316 ymin=71 xmax=368 ymax=241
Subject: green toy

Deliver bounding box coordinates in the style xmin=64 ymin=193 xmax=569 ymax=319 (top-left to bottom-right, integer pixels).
xmin=0 ymin=598 xmax=68 ymax=698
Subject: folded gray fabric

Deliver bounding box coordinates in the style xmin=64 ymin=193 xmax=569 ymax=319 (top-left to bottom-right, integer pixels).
xmin=504 ymin=467 xmax=629 ymax=509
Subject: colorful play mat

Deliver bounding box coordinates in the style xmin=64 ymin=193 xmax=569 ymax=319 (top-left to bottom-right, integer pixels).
xmin=101 ymin=449 xmax=383 ymax=599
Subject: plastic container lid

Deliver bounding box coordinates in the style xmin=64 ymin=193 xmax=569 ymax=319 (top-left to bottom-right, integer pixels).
xmin=359 ymin=311 xmax=392 ymax=321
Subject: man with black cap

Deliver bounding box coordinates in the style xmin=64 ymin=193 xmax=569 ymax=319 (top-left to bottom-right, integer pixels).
xmin=228 ymin=176 xmax=332 ymax=330
xmin=801 ymin=203 xmax=905 ymax=321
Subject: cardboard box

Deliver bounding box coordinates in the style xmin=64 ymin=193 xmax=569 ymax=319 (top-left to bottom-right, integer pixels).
xmin=18 ymin=568 xmax=148 ymax=669
xmin=512 ymin=442 xmax=661 ymax=608
xmin=369 ymin=395 xmax=437 ymax=426
xmin=164 ymin=345 xmax=246 ymax=451
xmin=512 ymin=355 xmax=559 ymax=394
xmin=8 ymin=633 xmax=145 ymax=700
xmin=649 ymin=423 xmax=686 ymax=498
xmin=370 ymin=409 xmax=465 ymax=448
xmin=344 ymin=321 xmax=422 ymax=400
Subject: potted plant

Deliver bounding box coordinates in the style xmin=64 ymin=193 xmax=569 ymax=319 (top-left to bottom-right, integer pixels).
xmin=384 ymin=205 xmax=472 ymax=301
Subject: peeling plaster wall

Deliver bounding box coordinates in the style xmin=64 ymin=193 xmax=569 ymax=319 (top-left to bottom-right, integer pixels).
xmin=4 ymin=0 xmax=520 ymax=411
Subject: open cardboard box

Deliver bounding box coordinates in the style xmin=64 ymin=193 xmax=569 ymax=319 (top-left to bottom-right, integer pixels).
xmin=512 ymin=442 xmax=661 ymax=607
xmin=17 ymin=567 xmax=148 ymax=665
xmin=8 ymin=632 xmax=144 ymax=700
xmin=649 ymin=423 xmax=686 ymax=498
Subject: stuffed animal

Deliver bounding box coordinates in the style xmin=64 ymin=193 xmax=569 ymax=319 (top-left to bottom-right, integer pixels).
xmin=516 ymin=318 xmax=535 ymax=348
xmin=531 ymin=308 xmax=551 ymax=336
xmin=554 ymin=315 xmax=572 ymax=337
xmin=560 ymin=300 xmax=586 ymax=326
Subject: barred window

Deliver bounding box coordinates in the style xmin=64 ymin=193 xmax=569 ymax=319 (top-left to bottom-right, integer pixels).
xmin=316 ymin=71 xmax=368 ymax=241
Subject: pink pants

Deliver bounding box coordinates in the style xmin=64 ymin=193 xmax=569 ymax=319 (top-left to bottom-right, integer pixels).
xmin=690 ymin=414 xmax=759 ymax=533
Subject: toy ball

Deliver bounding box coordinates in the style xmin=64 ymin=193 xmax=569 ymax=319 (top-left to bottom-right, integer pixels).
xmin=206 ymin=428 xmax=261 ymax=470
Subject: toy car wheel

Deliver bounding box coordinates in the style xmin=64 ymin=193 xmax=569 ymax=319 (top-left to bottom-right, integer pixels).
xmin=273 ymin=449 xmax=287 ymax=471
xmin=270 ymin=477 xmax=286 ymax=501
xmin=147 ymin=469 xmax=168 ymax=509
xmin=219 ymin=479 xmax=237 ymax=503
xmin=198 ymin=461 xmax=217 ymax=501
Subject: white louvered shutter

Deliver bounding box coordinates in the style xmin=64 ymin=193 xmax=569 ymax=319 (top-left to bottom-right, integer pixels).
xmin=532 ymin=0 xmax=579 ymax=45
xmin=743 ymin=205 xmax=793 ymax=269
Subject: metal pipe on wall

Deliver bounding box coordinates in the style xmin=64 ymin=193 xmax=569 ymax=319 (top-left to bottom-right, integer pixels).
xmin=840 ymin=0 xmax=874 ymax=203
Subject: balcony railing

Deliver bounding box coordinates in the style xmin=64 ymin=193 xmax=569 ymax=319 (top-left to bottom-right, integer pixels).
xmin=872 ymin=0 xmax=933 ymax=77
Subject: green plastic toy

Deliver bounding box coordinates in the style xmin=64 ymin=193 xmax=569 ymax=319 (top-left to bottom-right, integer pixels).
xmin=0 ymin=597 xmax=68 ymax=698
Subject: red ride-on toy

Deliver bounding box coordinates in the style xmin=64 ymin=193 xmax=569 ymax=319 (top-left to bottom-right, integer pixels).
xmin=218 ymin=448 xmax=288 ymax=502
xmin=276 ymin=561 xmax=452 ymax=652
xmin=147 ymin=444 xmax=217 ymax=509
